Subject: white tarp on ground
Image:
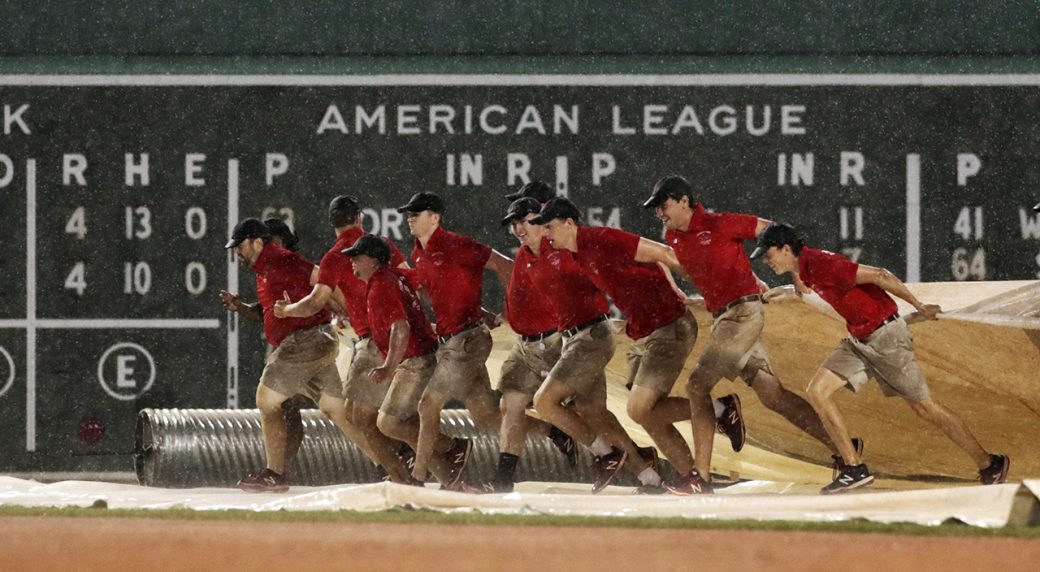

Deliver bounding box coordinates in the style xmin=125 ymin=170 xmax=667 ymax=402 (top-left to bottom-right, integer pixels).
xmin=0 ymin=477 xmax=1032 ymax=528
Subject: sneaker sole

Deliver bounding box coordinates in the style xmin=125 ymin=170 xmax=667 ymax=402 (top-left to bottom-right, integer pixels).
xmin=237 ymin=484 xmax=290 ymax=493
xmin=821 ymin=475 xmax=874 ymax=495
xmin=662 ymin=484 xmax=712 ymax=496
xmin=592 ymin=451 xmax=628 ymax=494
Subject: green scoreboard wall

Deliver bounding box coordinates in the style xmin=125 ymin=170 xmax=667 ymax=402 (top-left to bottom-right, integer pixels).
xmin=1 ymin=74 xmax=1039 ymax=473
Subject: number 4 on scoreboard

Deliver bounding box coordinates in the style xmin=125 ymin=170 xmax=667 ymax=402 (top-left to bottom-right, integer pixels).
xmin=64 ymin=262 xmax=87 ymax=295
xmin=65 ymin=207 xmax=86 ymax=239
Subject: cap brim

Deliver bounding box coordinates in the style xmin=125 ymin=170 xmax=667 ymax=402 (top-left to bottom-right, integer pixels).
xmin=641 ymin=195 xmax=664 ymax=209
xmin=528 ymin=214 xmax=552 ymax=225
xmin=341 ymin=246 xmax=363 ymax=257
xmin=224 ymin=238 xmax=243 ymax=249
xmin=501 ymin=214 xmax=518 ymax=226
xmin=504 ymin=192 xmax=522 ymax=201
xmin=748 ymin=246 xmax=767 ymax=260
xmin=1034 ymin=201 xmax=1040 ymax=213
xmin=395 ymin=205 xmax=417 ymax=213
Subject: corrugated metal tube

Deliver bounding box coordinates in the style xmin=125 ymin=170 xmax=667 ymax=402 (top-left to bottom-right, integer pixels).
xmin=135 ymin=408 xmax=670 ymax=488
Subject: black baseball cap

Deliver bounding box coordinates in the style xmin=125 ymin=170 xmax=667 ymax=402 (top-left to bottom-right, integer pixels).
xmin=642 ymin=175 xmax=692 ymax=209
xmin=530 ymin=197 xmax=581 ymax=225
xmin=501 ymin=197 xmax=542 ymax=226
xmin=341 ymin=234 xmax=391 ymax=265
xmin=396 ymin=192 xmax=445 ymax=214
xmin=505 ymin=180 xmax=555 ymax=203
xmin=225 ymin=218 xmax=271 ymax=249
xmin=749 ymin=222 xmax=801 ymax=260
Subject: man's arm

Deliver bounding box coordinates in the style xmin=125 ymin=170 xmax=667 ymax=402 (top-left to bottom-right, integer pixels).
xmin=369 ymin=319 xmax=410 ymax=383
xmin=855 ymin=264 xmax=940 ymax=319
xmin=753 ymin=217 xmax=773 ymax=237
xmin=485 ymin=249 xmax=514 ymax=288
xmin=273 ymin=282 xmax=333 ymax=319
xmin=634 ymin=237 xmax=690 ymax=300
xmin=633 ymin=237 xmax=682 ymax=272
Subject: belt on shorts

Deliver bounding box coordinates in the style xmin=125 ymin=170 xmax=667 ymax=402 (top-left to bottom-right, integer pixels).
xmin=711 ymin=294 xmax=763 ymax=319
xmin=561 ymin=314 xmax=608 ymax=338
xmin=857 ymin=313 xmax=900 ymax=343
xmin=438 ymin=321 xmax=480 ymax=345
xmin=521 ymin=329 xmax=557 ymax=343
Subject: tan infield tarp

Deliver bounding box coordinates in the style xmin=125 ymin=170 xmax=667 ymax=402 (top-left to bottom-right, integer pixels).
xmin=468 ymin=280 xmax=1040 ymax=484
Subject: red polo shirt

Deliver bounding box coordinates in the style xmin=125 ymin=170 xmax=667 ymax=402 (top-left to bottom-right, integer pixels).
xmin=798 ymin=247 xmax=898 ymax=340
xmin=505 ymin=242 xmax=558 ymax=336
xmin=527 ymin=238 xmax=610 ymax=331
xmin=316 ymin=227 xmax=405 ymax=338
xmin=252 ymin=242 xmax=330 ymax=347
xmin=666 ymin=203 xmax=761 ymax=313
xmin=366 ymin=267 xmax=438 ymax=360
xmin=574 ymin=227 xmax=686 ymax=340
xmin=410 ymin=226 xmax=492 ymax=336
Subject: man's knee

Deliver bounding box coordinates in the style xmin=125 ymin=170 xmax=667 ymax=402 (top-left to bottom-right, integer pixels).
xmin=533 ymin=384 xmax=558 ymax=413
xmin=907 ymin=399 xmax=935 ymax=419
xmin=685 ymin=368 xmax=718 ymax=397
xmin=805 ymin=375 xmax=838 ymax=407
xmin=376 ymin=412 xmax=401 ymax=438
xmin=752 ymin=375 xmax=787 ymax=409
xmin=626 ymin=394 xmax=657 ymax=426
xmin=417 ymin=395 xmax=443 ymax=422
xmin=256 ymin=385 xmax=288 ymax=413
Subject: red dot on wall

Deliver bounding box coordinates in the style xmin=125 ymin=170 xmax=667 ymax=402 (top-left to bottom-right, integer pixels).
xmin=79 ymin=418 xmax=106 ymax=444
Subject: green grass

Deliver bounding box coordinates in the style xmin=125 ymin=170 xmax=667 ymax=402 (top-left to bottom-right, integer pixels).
xmin=1 ymin=505 xmax=1038 ymax=539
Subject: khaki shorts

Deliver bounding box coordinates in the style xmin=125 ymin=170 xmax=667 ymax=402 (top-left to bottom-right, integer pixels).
xmin=626 ymin=313 xmax=698 ymax=394
xmin=427 ymin=324 xmax=495 ymax=401
xmin=379 ymin=353 xmax=437 ymax=419
xmin=698 ymin=299 xmax=775 ymax=383
xmin=549 ymin=319 xmax=616 ymax=396
xmin=822 ymin=318 xmax=930 ymax=403
xmin=498 ymin=333 xmax=562 ymax=395
xmin=342 ymin=336 xmax=390 ymax=409
xmin=260 ymin=324 xmax=343 ymax=400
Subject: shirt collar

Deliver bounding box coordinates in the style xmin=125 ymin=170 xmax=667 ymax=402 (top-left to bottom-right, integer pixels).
xmin=338 ymin=226 xmax=364 ymax=243
xmin=686 ymin=203 xmax=707 ymax=232
xmin=252 ymin=241 xmax=277 ymax=273
xmin=415 ymin=225 xmax=446 ymax=253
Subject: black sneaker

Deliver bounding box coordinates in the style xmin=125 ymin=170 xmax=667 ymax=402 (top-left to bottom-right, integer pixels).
xmin=662 ymin=470 xmax=713 ymax=495
xmin=821 ymin=464 xmax=874 ymax=495
xmin=237 ymin=468 xmax=289 ymax=493
xmin=637 ymin=446 xmax=659 ymax=471
xmin=549 ymin=428 xmax=579 ymax=468
xmin=715 ymin=394 xmax=746 ymax=452
xmin=831 ymin=437 xmax=865 ymax=480
xmin=979 ymin=454 xmax=1010 ymax=485
xmin=444 ymin=438 xmax=473 ymax=488
xmin=592 ymin=447 xmax=628 ymax=494
xmin=374 ymin=465 xmax=390 ymax=482
xmin=398 ymin=443 xmax=417 ymax=474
